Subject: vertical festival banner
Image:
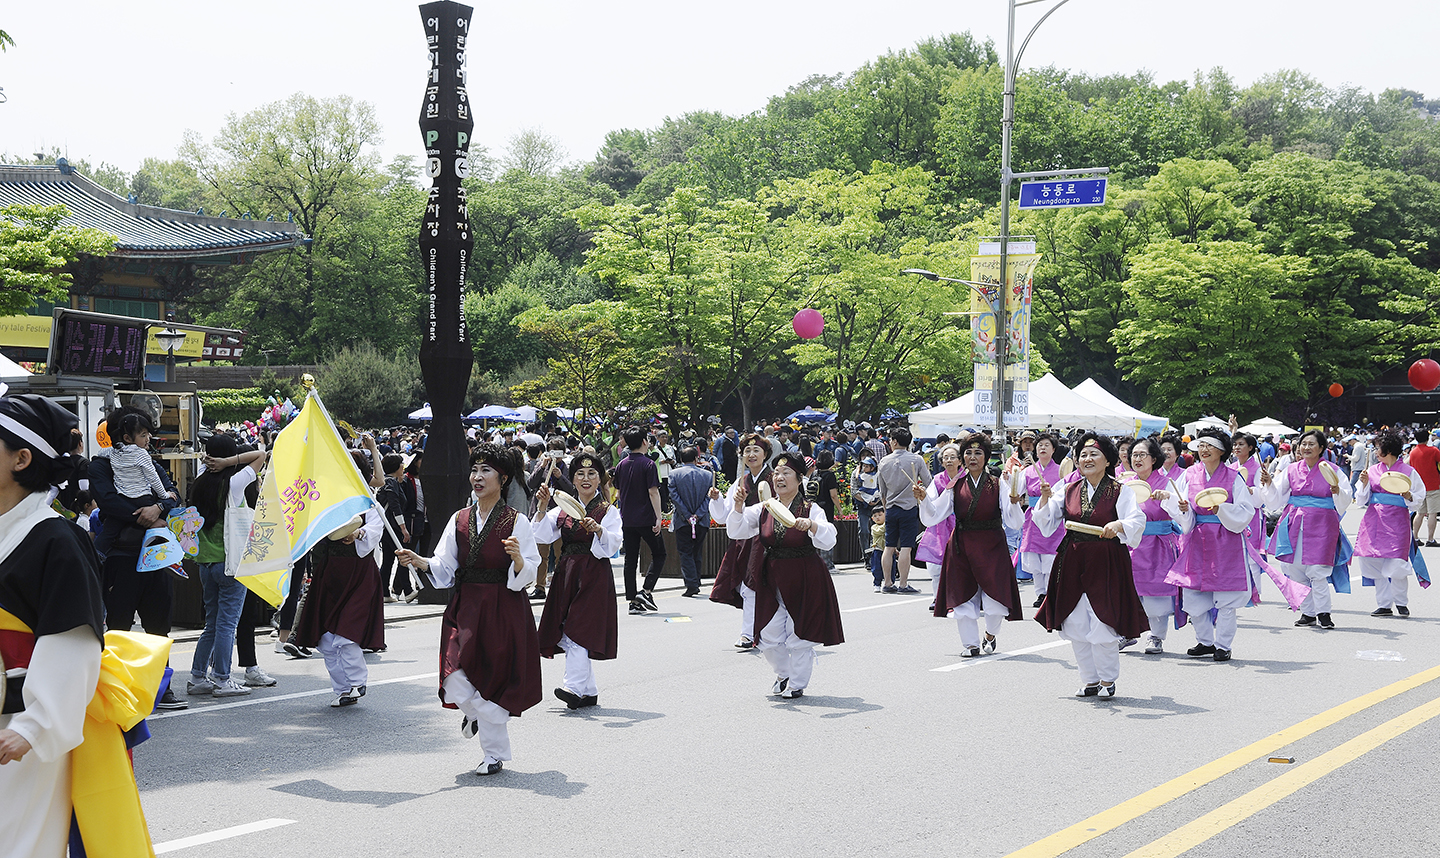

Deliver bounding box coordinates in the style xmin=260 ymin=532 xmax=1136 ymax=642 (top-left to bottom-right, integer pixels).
xmin=970 ymin=250 xmax=1040 ymax=427
xmin=418 ymin=2 xmax=476 ymax=563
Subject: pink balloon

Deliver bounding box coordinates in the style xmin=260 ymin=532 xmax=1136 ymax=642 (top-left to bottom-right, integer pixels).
xmin=792 ymin=308 xmax=824 ymax=339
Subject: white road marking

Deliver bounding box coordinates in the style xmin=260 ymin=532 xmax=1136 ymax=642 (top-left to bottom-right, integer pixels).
xmin=154 ymin=818 xmax=296 ymax=854
xmin=843 ymin=597 xmax=931 ymax=613
xmin=932 ymin=639 xmax=1069 ymax=672
xmin=149 ymin=671 xmax=438 ymax=719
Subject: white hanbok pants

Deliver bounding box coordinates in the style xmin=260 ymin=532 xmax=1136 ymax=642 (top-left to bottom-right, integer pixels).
xmin=1182 ymin=588 xmax=1247 ymax=650
xmin=558 ymin=634 xmax=598 ymax=697
xmin=317 ymin=632 xmax=367 ymax=695
xmin=443 ymin=668 xmax=513 ymax=763
xmin=1282 ymin=562 xmax=1334 ymax=615
xmin=1059 ymin=594 xmax=1121 ymax=684
xmin=1355 ymin=557 xmax=1411 ymax=609
xmin=739 ymin=582 xmax=756 ymax=641
xmin=1021 ymin=552 xmax=1056 ymax=595
xmin=953 ymin=588 xmax=1006 ymax=649
xmin=1140 ymin=594 xmax=1174 ymax=641
xmin=758 ymin=592 xmax=818 ymax=691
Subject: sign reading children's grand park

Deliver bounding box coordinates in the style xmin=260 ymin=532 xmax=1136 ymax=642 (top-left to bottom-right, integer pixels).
xmin=416 ymin=1 xmax=476 ymax=553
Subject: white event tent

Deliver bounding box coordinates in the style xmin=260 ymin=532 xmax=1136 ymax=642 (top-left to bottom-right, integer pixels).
xmin=1072 ymin=378 xmax=1170 ymax=435
xmin=1 ymin=354 xmax=31 ymax=380
xmin=909 ymin=373 xmax=1162 ymax=437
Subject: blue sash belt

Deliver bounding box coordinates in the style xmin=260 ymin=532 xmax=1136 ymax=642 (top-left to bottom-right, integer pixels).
xmin=1370 ymin=492 xmax=1407 ymax=508
xmin=1195 ymin=514 xmax=1221 ymax=525
xmin=1027 ymin=495 xmax=1041 ymax=507
xmin=1270 ymin=495 xmax=1351 ymax=592
xmin=1144 ymin=520 xmax=1181 ymax=536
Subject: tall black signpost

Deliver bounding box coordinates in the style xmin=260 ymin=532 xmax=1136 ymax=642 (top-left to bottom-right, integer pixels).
xmin=417 ymin=2 xmax=475 ymax=576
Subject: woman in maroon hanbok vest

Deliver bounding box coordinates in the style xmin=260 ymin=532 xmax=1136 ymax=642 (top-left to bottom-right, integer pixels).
xmin=727 ymin=452 xmax=843 ymax=698
xmin=533 ymin=453 xmax=621 ymax=710
xmin=920 ymin=433 xmax=1024 ymax=658
xmin=708 ymin=433 xmax=772 ymax=649
xmin=397 ymin=444 xmax=541 ymax=776
xmin=293 ymin=510 xmax=387 ymax=706
xmin=1034 ymin=433 xmax=1147 ymax=699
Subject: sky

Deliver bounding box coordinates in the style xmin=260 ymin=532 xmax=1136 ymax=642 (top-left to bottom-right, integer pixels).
xmin=1 ymin=1 xmax=1436 ymax=177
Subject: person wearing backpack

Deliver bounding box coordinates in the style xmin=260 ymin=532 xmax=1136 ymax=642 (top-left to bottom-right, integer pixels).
xmin=187 ymin=434 xmax=267 ymax=699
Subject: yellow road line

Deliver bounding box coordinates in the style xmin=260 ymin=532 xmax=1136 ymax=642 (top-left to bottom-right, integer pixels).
xmin=1123 ymin=692 xmax=1440 ymax=858
xmin=1002 ymin=662 xmax=1440 ymax=858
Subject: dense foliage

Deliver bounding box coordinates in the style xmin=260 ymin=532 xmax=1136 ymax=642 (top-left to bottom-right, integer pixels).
xmin=43 ymin=33 xmax=1440 ymax=427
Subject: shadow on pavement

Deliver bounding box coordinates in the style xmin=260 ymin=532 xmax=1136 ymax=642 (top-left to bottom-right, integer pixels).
xmin=1175 ymin=656 xmax=1323 ymax=675
xmin=271 ymin=777 xmax=446 ymax=807
xmin=771 ymin=695 xmax=884 ymax=718
xmin=450 ymin=768 xmax=588 ymax=798
xmin=553 ymin=706 xmax=666 ymax=728
xmin=1089 ymin=694 xmax=1211 ymax=720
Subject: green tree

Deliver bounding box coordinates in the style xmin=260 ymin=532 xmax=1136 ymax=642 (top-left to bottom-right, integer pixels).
xmin=316 ymin=342 xmax=422 ymax=428
xmin=510 ymin=302 xmax=656 ymax=421
xmin=1114 ymin=240 xmax=1308 ymax=419
xmin=0 ymin=203 xmax=117 ymax=316
xmin=463 ymin=282 xmax=547 ymax=380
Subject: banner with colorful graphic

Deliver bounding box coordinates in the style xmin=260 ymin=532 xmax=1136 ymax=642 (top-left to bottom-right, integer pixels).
xmin=234 ymin=466 xmax=290 ymax=606
xmin=235 ymin=391 xmax=375 ymax=605
xmin=970 ymin=251 xmax=1039 ymax=427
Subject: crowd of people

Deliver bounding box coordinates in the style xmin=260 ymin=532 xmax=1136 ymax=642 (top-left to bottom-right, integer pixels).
xmin=7 ymin=374 xmax=1440 ymax=854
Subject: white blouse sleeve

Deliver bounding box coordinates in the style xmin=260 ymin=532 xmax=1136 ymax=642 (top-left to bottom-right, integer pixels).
xmin=729 ymin=501 xmax=762 ymax=540
xmin=710 ymin=482 xmax=741 ymax=525
xmin=1333 ymin=466 xmax=1354 ymax=516
xmin=353 ymin=506 xmax=385 ymax=557
xmin=507 ymin=514 xmax=541 ymax=591
xmin=424 ymin=511 xmax=463 ymax=589
xmin=1263 ymin=467 xmax=1292 ymax=510
xmin=1215 ymin=472 xmax=1256 ymax=534
xmin=919 ymin=481 xmax=953 ymax=528
xmin=592 ymin=506 xmax=623 ymax=559
xmin=806 ymin=503 xmax=838 ymax=551
xmin=5 ymin=627 xmax=103 ymax=763
xmin=1000 ymin=484 xmax=1024 ymax=530
xmin=1033 ymin=488 xmax=1066 ymax=537
xmin=532 ymin=507 xmax=562 ymax=544
xmin=1113 ymin=483 xmax=1147 ymax=549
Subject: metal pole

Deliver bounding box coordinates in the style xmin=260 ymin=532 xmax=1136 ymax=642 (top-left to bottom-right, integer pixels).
xmin=996 ymin=0 xmax=1017 ymax=441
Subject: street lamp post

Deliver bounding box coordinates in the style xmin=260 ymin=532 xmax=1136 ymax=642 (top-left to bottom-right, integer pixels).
xmin=903 ymin=268 xmax=1006 ymax=434
xmin=153 ymin=316 xmax=186 ymax=384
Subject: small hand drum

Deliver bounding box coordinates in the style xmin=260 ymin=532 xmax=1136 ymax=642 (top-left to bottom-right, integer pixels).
xmin=1194 ymin=487 xmax=1229 ymax=510
xmin=552 ymin=490 xmax=587 ymax=521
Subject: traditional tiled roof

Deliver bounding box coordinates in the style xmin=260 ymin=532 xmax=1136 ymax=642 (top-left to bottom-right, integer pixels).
xmin=0 ymin=163 xmax=306 ymax=259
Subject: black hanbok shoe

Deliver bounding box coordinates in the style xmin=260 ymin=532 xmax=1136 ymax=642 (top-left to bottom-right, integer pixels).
xmin=1032 ymin=596 xmax=1045 ymax=609
xmin=1294 ymin=614 xmax=1317 ymax=627
xmin=1372 ymin=607 xmax=1394 ymax=617
xmin=1076 ymin=683 xmax=1100 ymax=697
xmin=771 ymin=677 xmax=789 ymax=695
xmin=474 ymin=759 xmax=503 ymax=776
xmin=1186 ymin=643 xmax=1217 ymax=658
xmin=531 ymin=585 xmax=546 ymax=600
xmin=555 ymin=687 xmax=584 ymax=710
xmin=961 ymin=646 xmax=981 ymax=658
xmin=1213 ymin=649 xmax=1232 ymax=662
xmin=1397 ymin=605 xmax=1411 ymax=617
xmin=1317 ymin=613 xmax=1335 ymax=629
xmin=1097 ymin=683 xmax=1116 ymax=698
xmin=781 ymin=686 xmax=804 ymax=699
xmin=580 ymin=695 xmax=599 ymax=708
xmin=981 ymin=634 xmax=997 ymax=655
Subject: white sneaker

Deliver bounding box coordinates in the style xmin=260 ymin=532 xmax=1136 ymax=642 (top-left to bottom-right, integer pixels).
xmin=404 ymin=591 xmax=419 ymax=603
xmin=212 ymin=678 xmax=252 ymax=698
xmin=274 ymin=640 xmax=287 ymax=654
xmin=1144 ymin=636 xmax=1163 ymax=655
xmin=244 ymin=666 xmax=277 ymax=687
xmin=384 ymin=594 xmax=397 ymax=603
xmin=873 ymin=585 xmax=882 ymax=593
xmin=186 ymin=677 xmax=217 ymax=695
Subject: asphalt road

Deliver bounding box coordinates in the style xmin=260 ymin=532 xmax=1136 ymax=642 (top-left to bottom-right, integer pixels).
xmin=138 ymin=526 xmax=1440 ymax=858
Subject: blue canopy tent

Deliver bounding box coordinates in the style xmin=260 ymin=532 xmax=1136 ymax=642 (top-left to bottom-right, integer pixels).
xmin=786 ymin=407 xmax=835 ymax=423
xmin=407 ymin=403 xmax=433 ymax=420
xmin=467 ymin=404 xmax=523 ymax=420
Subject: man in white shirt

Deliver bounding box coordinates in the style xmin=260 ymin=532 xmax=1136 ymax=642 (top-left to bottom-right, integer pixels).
xmin=653 ymin=429 xmax=677 ymax=513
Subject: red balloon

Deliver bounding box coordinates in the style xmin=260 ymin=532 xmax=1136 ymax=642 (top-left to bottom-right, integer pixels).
xmin=1328 ymin=383 xmax=1343 ymax=398
xmin=1410 ymin=359 xmax=1440 ymax=392
xmin=792 ymin=308 xmax=824 ymax=339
